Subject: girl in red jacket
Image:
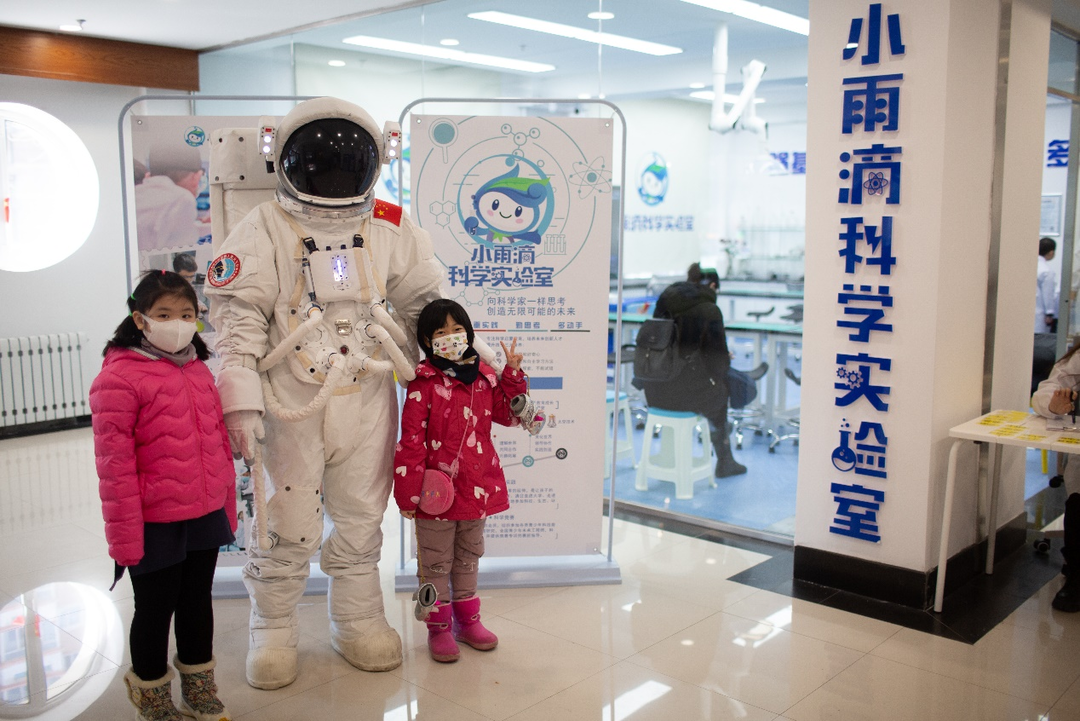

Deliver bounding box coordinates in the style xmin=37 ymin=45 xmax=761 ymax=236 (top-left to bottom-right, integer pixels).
xmin=394 ymin=298 xmax=537 ymax=663
xmin=90 ymin=270 xmax=235 ymax=721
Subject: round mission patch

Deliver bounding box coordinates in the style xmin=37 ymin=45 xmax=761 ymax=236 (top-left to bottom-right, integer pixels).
xmin=208 ymin=253 xmax=241 ymax=287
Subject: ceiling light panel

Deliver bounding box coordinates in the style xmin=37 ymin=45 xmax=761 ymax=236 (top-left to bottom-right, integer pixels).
xmin=678 ymin=0 xmax=809 ymax=35
xmin=342 ymin=35 xmax=555 ymax=73
xmin=468 ymin=11 xmax=682 ymax=56
xmin=690 ymin=91 xmax=765 ymax=103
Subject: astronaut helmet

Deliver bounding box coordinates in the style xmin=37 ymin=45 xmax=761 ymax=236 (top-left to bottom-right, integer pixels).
xmin=275 ymin=97 xmax=383 ymax=209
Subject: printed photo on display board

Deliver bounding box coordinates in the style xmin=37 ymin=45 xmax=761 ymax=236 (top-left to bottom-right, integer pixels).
xmin=410 ymin=114 xmax=614 ymax=557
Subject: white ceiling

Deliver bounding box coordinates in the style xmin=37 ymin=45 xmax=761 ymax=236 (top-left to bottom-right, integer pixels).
xmin=0 ymin=1 xmax=812 ymax=104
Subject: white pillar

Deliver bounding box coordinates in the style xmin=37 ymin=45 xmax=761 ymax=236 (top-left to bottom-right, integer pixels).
xmin=794 ymin=0 xmax=1050 ymax=606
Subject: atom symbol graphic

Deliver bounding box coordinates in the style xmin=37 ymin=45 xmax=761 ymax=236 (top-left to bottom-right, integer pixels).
xmin=569 ymin=157 xmax=612 ymax=199
xmin=863 ymin=171 xmax=889 ymax=196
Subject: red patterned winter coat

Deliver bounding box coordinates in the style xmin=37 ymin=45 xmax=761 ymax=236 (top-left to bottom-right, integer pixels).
xmin=394 ymin=360 xmax=527 ymax=520
xmin=90 ymin=347 xmax=237 ymax=566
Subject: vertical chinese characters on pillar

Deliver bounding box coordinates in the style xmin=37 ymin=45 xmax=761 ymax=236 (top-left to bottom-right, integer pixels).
xmin=829 ymin=3 xmax=905 ymax=543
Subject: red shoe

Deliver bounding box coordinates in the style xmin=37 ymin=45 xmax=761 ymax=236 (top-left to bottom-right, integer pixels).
xmin=425 ymin=603 xmax=460 ymax=662
xmin=452 ymin=597 xmax=498 ymax=651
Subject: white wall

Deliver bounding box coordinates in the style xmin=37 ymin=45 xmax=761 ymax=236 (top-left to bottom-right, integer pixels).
xmin=0 ymin=75 xmax=154 ymax=391
xmin=617 ymin=97 xmax=808 ymax=282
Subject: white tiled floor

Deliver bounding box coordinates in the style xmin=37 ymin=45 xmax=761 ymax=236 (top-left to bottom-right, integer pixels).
xmin=2 ymin=427 xmax=1079 ymax=720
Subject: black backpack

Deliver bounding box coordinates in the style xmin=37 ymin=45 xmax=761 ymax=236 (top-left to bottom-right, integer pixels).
xmin=632 ymin=319 xmax=688 ymax=386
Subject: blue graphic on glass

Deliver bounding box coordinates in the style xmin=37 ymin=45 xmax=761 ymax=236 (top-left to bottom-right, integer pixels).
xmin=637 ymin=153 xmax=668 ymax=206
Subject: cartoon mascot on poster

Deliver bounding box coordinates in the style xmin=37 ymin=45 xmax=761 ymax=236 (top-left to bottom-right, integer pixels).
xmin=205 ymin=97 xmax=500 ymax=689
xmin=463 ymin=164 xmax=554 ymax=247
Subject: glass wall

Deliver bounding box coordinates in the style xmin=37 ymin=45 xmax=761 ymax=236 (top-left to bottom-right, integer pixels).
xmin=200 ymin=0 xmax=810 ymax=541
xmin=1030 ymin=28 xmax=1080 ymax=531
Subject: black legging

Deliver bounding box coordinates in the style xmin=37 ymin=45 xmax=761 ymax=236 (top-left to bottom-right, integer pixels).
xmin=129 ymin=548 xmax=219 ymax=681
xmin=1064 ymin=493 xmax=1080 ymax=575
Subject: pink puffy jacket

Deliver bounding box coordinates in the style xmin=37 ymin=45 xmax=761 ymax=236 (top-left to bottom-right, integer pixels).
xmin=90 ymin=347 xmax=237 ymax=566
xmin=394 ymin=360 xmax=527 ymax=520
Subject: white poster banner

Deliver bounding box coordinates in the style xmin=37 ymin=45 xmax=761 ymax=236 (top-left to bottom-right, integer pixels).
xmin=410 ymin=114 xmax=614 ymax=558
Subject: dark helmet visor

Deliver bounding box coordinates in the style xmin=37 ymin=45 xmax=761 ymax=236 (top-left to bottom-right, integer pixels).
xmin=279 ymin=118 xmax=379 ymax=200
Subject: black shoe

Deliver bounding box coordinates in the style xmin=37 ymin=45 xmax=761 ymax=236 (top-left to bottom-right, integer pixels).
xmin=715 ymin=460 xmax=747 ymax=478
xmin=1052 ymin=575 xmax=1080 ymax=612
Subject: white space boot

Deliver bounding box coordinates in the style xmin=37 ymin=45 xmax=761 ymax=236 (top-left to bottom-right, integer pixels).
xmin=330 ymin=615 xmax=403 ymax=672
xmin=124 ymin=668 xmax=183 ymax=721
xmin=245 ymin=624 xmax=298 ymax=690
xmin=173 ymin=655 xmax=231 ymax=721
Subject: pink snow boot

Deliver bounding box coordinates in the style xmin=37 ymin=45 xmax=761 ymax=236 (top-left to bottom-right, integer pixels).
xmin=452 ymin=596 xmax=498 ymax=651
xmin=425 ymin=602 xmax=460 ymax=663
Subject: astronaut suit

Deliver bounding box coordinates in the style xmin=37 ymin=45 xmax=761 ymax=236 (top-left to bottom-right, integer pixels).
xmin=206 ymin=97 xmax=443 ymax=689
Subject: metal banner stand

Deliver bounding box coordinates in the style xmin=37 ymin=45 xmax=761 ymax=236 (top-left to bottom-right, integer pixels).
xmin=393 ymin=97 xmax=628 ymax=592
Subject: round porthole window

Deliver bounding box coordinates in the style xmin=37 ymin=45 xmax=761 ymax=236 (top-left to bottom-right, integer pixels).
xmin=0 ymin=103 xmax=99 ymax=272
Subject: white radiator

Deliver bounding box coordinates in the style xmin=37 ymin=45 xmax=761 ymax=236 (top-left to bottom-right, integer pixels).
xmin=0 ymin=333 xmax=90 ymax=430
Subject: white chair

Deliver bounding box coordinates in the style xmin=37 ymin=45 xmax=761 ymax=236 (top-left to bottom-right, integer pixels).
xmin=605 ymin=390 xmax=637 ymax=477
xmin=635 ymin=408 xmax=716 ymax=499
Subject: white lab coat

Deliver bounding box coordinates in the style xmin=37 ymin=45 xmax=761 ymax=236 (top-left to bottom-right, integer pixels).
xmin=1036 ymin=254 xmax=1059 ymax=333
xmin=134 ymin=176 xmax=198 ymax=253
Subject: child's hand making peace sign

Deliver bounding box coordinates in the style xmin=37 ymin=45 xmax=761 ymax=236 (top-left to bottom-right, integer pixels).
xmin=500 ymin=338 xmax=523 ymax=371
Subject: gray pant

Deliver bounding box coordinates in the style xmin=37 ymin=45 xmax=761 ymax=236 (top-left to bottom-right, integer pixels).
xmin=415 ymin=518 xmax=486 ymax=602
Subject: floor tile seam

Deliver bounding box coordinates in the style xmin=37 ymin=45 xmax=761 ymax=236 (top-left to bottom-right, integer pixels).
xmin=631 ymin=576 xmax=756 ymax=614
xmin=0 ymin=516 xmax=110 ymax=542
xmin=69 ymin=516 xmax=109 ymax=539
xmin=862 ymin=648 xmax=1060 ymax=706
xmin=14 ymin=598 xmax=128 ymax=668
xmin=21 ymin=660 xmax=125 ymax=707
xmin=862 ymin=625 xmax=902 ymax=655
xmin=616 ymin=607 xmax=728 ymax=660
xmin=503 ymin=613 xmax=625 ymax=661
xmin=486 ymin=584 xmax=576 ymax=615
xmin=617 ymin=652 xmax=781 ymax=716
xmin=499 ymin=662 xmax=629 ymax=721
xmin=612 ymin=534 xmax=702 ymax=566
xmin=232 ymin=675 xmax=355 ymax=720
xmin=641 ymin=605 xmax=872 ymax=666
xmin=718 ymin=601 xmax=900 ymax=655
xmin=774 ymin=643 xmax=868 ymax=718
xmin=620 ymin=576 xmax=745 ymax=616
xmin=405 ymin=647 xmax=619 ymax=720
xmin=388 ymin=676 xmax=496 ymax=721
xmin=1045 ymin=678 xmax=1080 ymax=716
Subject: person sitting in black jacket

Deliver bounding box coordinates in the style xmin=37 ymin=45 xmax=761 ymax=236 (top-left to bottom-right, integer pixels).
xmin=640 ymin=263 xmax=746 ymax=478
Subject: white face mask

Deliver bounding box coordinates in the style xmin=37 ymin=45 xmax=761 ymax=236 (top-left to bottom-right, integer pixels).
xmin=432 ymin=332 xmax=469 ymax=362
xmin=142 ymin=316 xmax=198 ymax=354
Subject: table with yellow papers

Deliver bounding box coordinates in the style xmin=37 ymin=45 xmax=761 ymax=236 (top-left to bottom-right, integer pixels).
xmin=934 ymin=410 xmax=1079 ymax=612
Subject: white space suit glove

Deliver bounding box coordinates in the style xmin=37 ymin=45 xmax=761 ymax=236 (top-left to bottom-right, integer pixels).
xmin=216 ymin=362 xmax=266 ymax=463
xmin=225 ymin=409 xmax=264 ymax=463
xmin=472 ymin=336 xmax=505 ymax=374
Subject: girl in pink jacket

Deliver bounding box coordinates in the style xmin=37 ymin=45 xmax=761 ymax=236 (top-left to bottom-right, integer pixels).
xmin=90 ymin=270 xmax=235 ymax=721
xmin=394 ymin=299 xmax=539 ymax=663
